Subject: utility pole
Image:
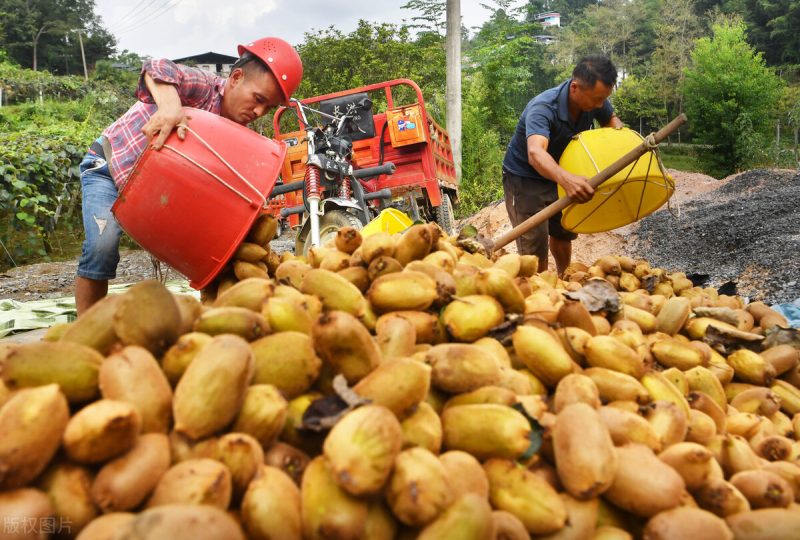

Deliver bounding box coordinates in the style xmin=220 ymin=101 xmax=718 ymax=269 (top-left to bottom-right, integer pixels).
xmin=446 ymin=0 xmax=462 ymax=182
xmin=75 ymin=29 xmax=88 ymax=81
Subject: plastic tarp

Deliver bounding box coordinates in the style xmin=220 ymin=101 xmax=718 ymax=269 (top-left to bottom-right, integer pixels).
xmin=0 ymin=280 xmax=199 ymax=338
xmin=772 ymin=299 xmax=800 ymax=329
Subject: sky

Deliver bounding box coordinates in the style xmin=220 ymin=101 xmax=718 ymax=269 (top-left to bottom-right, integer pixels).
xmin=93 ymin=0 xmax=524 ymax=60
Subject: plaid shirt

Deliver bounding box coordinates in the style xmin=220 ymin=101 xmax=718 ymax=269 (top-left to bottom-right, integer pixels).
xmin=102 ymin=59 xmax=226 ymax=188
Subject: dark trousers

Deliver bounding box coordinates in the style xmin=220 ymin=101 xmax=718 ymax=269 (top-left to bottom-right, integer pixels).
xmin=502 ymin=168 xmax=577 ymax=261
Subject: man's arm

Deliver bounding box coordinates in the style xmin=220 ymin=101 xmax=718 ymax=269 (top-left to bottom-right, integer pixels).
xmin=527 ymin=135 xmax=594 ymax=203
xmin=140 ymin=71 xmax=190 ymax=150
xmin=603 ymin=113 xmax=624 ymax=128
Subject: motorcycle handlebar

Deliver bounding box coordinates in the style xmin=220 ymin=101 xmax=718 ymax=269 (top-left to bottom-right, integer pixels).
xmin=352 ymin=162 xmax=396 ymax=179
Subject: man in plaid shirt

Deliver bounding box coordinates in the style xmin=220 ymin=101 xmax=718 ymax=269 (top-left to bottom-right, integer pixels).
xmin=75 ymin=37 xmax=303 ymax=315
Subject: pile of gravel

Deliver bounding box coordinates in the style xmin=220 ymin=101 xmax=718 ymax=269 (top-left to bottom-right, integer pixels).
xmin=630 ymin=169 xmax=800 ymax=304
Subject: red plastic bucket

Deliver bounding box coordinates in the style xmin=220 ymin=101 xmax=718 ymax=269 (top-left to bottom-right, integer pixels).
xmin=112 ymin=107 xmax=286 ymax=289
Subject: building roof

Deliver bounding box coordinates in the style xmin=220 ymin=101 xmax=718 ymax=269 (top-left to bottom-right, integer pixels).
xmin=172 ymin=52 xmax=238 ymax=64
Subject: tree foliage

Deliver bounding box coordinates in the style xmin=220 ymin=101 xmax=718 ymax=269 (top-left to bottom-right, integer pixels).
xmin=0 ymin=0 xmax=115 ymax=73
xmin=682 ymin=20 xmax=784 ymax=173
xmin=296 ymin=20 xmax=446 ymax=104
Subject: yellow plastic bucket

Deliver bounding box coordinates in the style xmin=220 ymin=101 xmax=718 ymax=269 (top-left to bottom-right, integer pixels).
xmin=557 ymin=127 xmax=674 ymax=234
xmin=360 ymin=208 xmax=414 ymax=237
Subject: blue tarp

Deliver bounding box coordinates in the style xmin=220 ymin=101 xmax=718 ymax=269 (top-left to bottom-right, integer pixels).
xmin=772 ymin=299 xmax=800 ymax=329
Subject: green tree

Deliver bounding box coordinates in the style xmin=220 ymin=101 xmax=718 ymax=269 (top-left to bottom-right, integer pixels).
xmin=458 ymin=72 xmax=506 ymax=217
xmin=743 ymin=0 xmax=800 ymax=65
xmin=466 ymin=2 xmax=557 ymax=138
xmin=0 ymin=0 xmax=115 ymax=73
xmin=682 ymin=20 xmax=784 ymax=173
xmin=650 ymin=0 xmax=703 ymax=118
xmin=612 ymin=75 xmax=667 ymax=132
xmin=400 ymin=0 xmax=446 ymax=36
xmin=296 ymin=20 xmax=445 ymax=100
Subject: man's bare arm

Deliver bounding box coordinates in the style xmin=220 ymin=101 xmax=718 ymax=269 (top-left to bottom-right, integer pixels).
xmin=604 ymin=113 xmax=624 ymax=128
xmin=140 ymin=72 xmax=189 ymax=150
xmin=527 ymin=134 xmax=594 ymax=203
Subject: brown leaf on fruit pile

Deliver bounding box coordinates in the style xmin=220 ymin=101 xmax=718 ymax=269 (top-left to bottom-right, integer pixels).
xmin=564 ymin=278 xmax=621 ymax=313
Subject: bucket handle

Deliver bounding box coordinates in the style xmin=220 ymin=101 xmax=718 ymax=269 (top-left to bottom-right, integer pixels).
xmin=162 ymin=126 xmax=266 ymax=207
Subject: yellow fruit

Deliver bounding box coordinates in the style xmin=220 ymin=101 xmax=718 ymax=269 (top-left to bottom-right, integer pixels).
xmin=161 ymin=332 xmax=213 ymax=386
xmin=513 ymin=325 xmax=574 ymax=387
xmin=584 ymin=367 xmax=651 ymax=404
xmin=475 ymin=268 xmax=526 ymax=314
xmin=387 ymin=447 xmax=452 ymax=527
xmin=64 ymin=399 xmax=141 ymax=464
xmin=113 ymin=280 xmax=181 ymax=355
xmin=91 ymin=433 xmax=171 ymax=512
xmin=241 ymin=465 xmax=302 ymax=540
xmin=368 ymin=270 xmax=438 ymax=313
xmin=730 ymin=469 xmax=793 ymax=509
xmin=375 ymin=315 xmax=417 ymax=360
xmin=553 ymin=373 xmax=601 ymax=413
xmin=658 ymin=442 xmax=716 ymax=491
xmin=643 ymin=507 xmax=733 ymax=540
xmin=193 ymin=306 xmax=270 ymax=341
xmin=584 ymin=336 xmax=646 ymax=379
xmin=213 ymin=277 xmax=274 ymax=311
xmin=652 ymin=339 xmax=706 ymax=370
xmin=641 ymin=371 xmax=691 ymax=417
xmin=483 ymin=458 xmax=567 ymax=535
xmin=427 ymin=343 xmax=502 ymax=394
xmin=300 ymin=268 xmax=367 ymax=317
xmin=147 ymin=458 xmax=231 ymax=509
xmin=248 ymin=213 xmax=279 ymax=246
xmin=441 ymin=404 xmax=534 ymax=461
xmin=251 ymin=332 xmax=321 ymax=399
xmin=323 ymin=405 xmax=402 ymax=496
xmin=60 ymin=293 xmax=124 ymax=354
xmin=598 ymin=406 xmax=662 ymax=452
xmin=417 ymin=493 xmax=494 ymax=540
xmin=173 ymin=335 xmax=254 ymax=440
xmin=0 ymin=340 xmax=103 ymax=403
xmin=39 ymin=461 xmax=97 ymax=535
xmin=99 ymin=345 xmax=173 ymax=433
xmin=553 ymin=402 xmax=618 ymax=499
xmin=725 ymin=508 xmax=800 ymax=540
xmin=0 ymin=385 xmax=69 ymax=489
xmin=441 ymin=294 xmax=505 ymax=342
xmin=604 ymin=444 xmax=686 ymax=517
xmin=312 ymin=310 xmax=382 ymax=384
xmin=215 ymin=433 xmax=265 ymax=503
xmin=353 ymin=358 xmax=431 ymax=417
xmin=727 ymin=349 xmax=776 ymax=386
xmin=275 ymin=260 xmax=311 ymax=289
xmin=655 ymin=297 xmax=692 ymax=335
xmin=400 ymin=402 xmax=443 ymax=454
xmin=232 ymin=385 xmax=288 ymax=447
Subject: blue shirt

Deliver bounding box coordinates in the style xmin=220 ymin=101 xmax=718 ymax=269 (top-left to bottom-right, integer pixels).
xmin=502 ymin=79 xmax=614 ymax=181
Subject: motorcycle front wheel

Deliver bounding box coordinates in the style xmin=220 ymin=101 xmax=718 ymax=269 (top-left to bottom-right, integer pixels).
xmin=294 ymin=209 xmax=363 ymax=256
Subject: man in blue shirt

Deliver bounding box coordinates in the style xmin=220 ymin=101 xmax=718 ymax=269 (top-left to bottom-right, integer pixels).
xmin=502 ymin=55 xmax=623 ymax=274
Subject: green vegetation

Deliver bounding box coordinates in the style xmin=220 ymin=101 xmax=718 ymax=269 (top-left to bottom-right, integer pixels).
xmin=683 ymin=20 xmax=784 ymax=175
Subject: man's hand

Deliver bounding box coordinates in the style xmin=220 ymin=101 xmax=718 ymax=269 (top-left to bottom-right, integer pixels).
xmin=140 ymin=72 xmax=189 ymax=150
xmin=141 ymin=104 xmax=189 ymax=150
xmin=558 ymin=172 xmax=595 ymax=203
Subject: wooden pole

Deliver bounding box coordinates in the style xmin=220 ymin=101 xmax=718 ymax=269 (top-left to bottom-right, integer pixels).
xmin=76 ymin=30 xmax=88 ymax=81
xmin=446 ymin=0 xmax=462 ymax=182
xmin=491 ymin=114 xmax=688 ymax=252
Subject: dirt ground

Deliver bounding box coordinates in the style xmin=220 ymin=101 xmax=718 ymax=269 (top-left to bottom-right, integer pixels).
xmin=460 ymin=169 xmax=727 ymax=272
xmin=1 ymin=168 xmax=797 ymax=305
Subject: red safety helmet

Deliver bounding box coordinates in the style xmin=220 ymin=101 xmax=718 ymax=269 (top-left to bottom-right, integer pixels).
xmin=237 ymin=37 xmax=303 ymax=104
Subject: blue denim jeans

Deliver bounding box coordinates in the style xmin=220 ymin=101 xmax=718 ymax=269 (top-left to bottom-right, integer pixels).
xmin=77 ymin=151 xmax=123 ymax=280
